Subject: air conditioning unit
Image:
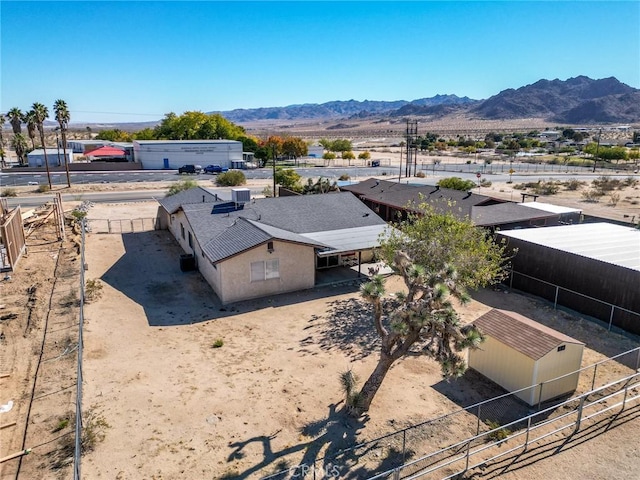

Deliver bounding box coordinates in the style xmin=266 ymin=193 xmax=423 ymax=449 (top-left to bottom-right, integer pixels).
xmin=232 ymin=188 xmax=251 ymax=204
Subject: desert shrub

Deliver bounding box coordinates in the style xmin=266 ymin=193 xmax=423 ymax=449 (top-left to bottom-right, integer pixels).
xmin=216 ymin=170 xmax=246 ymax=186
xmin=609 ymin=192 xmax=621 ymax=206
xmin=548 ymin=157 xmax=562 ymax=165
xmin=486 ymin=420 xmax=511 ymax=442
xmin=60 ymin=291 xmax=79 ymax=308
xmin=167 ymin=179 xmax=198 ymax=196
xmin=563 ymin=179 xmax=585 ymax=191
xmin=52 ymin=417 xmax=70 ymax=433
xmin=212 ymin=338 xmax=224 ymax=348
xmin=52 ymin=408 xmax=109 ymax=470
xmin=262 ymin=185 xmax=273 ymax=198
xmin=340 ymin=370 xmax=363 ymax=415
xmin=85 ymin=279 xmax=104 ymax=302
xmin=581 ymin=189 xmax=603 ymax=202
xmin=591 ymin=176 xmax=621 ymax=192
xmin=415 ymin=171 xmax=426 ymax=178
xmin=438 ymin=177 xmax=476 ymax=191
xmin=567 ymin=158 xmax=586 ymax=167
xmin=338 ymin=174 xmax=350 ymax=181
xmin=623 ymin=176 xmax=639 ymax=187
xmin=479 ymin=179 xmax=492 ymax=187
xmin=1 ymin=188 xmax=17 ymax=197
xmin=37 ymin=184 xmax=50 ymax=193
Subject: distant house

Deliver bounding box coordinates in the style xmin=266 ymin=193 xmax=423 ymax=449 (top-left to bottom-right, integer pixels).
xmin=308 ymin=145 xmax=324 ymax=158
xmin=157 ymin=188 xmax=389 ymax=304
xmin=26 ymin=148 xmax=73 ymax=168
xmin=469 ymin=309 xmax=584 ymax=406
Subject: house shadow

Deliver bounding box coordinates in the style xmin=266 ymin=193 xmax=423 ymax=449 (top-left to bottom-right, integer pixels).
xmin=99 ymin=231 xmax=366 ymax=327
xmin=225 ymin=402 xmax=415 ymax=479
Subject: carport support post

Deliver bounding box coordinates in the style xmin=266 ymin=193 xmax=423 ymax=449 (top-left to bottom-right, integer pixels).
xmin=608 ymin=305 xmax=615 ymax=331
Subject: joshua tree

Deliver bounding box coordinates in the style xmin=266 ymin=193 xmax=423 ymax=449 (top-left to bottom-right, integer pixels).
xmin=7 ymin=107 xmax=23 ymax=135
xmin=32 ymin=102 xmax=52 ymax=188
xmin=54 ymin=99 xmax=71 ymax=186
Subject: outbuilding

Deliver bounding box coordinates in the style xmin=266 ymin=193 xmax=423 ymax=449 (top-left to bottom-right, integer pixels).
xmin=133 ymin=140 xmax=243 ymax=170
xmin=469 ymin=309 xmax=585 ymax=406
xmin=26 ymin=148 xmax=73 ymax=168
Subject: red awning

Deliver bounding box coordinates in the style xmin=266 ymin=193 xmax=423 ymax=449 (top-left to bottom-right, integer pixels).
xmin=85 ymin=146 xmax=127 ymax=157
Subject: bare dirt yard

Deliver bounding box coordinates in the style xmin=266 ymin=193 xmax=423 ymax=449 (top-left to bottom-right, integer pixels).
xmin=1 ymin=182 xmax=639 ymax=480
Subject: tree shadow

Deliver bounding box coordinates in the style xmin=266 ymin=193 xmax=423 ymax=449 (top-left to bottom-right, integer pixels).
xmin=225 ymin=402 xmax=369 ymax=478
xmin=300 ymin=297 xmax=381 ymax=360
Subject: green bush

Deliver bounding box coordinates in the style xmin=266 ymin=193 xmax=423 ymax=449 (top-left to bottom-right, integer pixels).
xmin=167 ymin=179 xmax=198 ymax=196
xmin=486 ymin=420 xmax=511 ymax=442
xmin=437 ymin=177 xmax=476 ymax=191
xmin=216 ymin=170 xmax=246 ymax=186
xmin=212 ymin=338 xmax=224 ymax=348
xmin=37 ymin=184 xmax=50 ymax=193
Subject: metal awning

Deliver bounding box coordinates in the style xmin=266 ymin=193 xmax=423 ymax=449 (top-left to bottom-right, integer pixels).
xmin=303 ymin=224 xmax=391 ymax=257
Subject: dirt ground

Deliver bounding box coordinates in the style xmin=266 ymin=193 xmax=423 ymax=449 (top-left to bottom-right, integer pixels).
xmin=1 ymin=181 xmax=639 ymax=480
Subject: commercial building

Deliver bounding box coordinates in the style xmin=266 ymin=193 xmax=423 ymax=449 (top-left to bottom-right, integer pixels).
xmin=133 ymin=140 xmax=243 ymax=170
xmin=26 ymin=148 xmax=73 ymax=168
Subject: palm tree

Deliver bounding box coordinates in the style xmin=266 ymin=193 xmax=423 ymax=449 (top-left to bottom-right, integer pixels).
xmin=32 ymin=102 xmax=52 ymax=189
xmin=54 ymin=99 xmax=71 ymax=187
xmin=11 ymin=133 xmax=28 ymax=166
xmin=7 ymin=107 xmax=23 ymax=135
xmin=25 ymin=110 xmax=38 ymax=149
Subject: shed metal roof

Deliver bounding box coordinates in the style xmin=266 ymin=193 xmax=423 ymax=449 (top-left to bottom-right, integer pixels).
xmin=499 ymin=223 xmax=640 ymax=271
xmin=473 ymin=309 xmax=584 ymax=360
xmin=304 ymin=224 xmax=390 ymax=256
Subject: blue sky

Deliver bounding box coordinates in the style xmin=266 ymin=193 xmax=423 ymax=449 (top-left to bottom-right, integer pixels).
xmin=1 ymin=1 xmax=639 ymax=123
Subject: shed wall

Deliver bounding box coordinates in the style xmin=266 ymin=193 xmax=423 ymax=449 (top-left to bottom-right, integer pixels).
xmin=536 ymin=343 xmax=584 ymax=402
xmin=468 ymin=336 xmax=537 ymax=405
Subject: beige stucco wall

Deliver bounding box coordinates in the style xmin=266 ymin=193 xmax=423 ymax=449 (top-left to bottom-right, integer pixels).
xmin=535 ymin=343 xmax=584 ymax=403
xmin=214 ymin=240 xmax=316 ymax=304
xmin=468 ymin=336 xmax=538 ymax=405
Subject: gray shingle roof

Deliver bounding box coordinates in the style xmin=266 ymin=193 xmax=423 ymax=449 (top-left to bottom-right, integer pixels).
xmin=340 ymin=178 xmax=498 ymax=219
xmin=179 ymin=190 xmax=385 ymax=264
xmin=157 ymin=187 xmax=222 ymax=214
xmin=473 ymin=309 xmax=583 ymax=360
xmin=471 ymin=203 xmax=558 ymax=227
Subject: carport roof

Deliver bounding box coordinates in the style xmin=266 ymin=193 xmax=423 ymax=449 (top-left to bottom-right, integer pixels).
xmin=474 ymin=309 xmax=584 ymax=360
xmin=498 ymin=223 xmax=640 ymax=271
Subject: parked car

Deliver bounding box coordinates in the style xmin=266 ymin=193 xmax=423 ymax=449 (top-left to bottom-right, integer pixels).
xmin=178 ymin=164 xmax=203 ymax=174
xmin=203 ymin=164 xmax=229 ymax=174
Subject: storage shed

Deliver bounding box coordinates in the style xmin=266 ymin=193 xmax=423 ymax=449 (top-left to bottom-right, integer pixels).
xmin=469 ymin=309 xmax=585 ymax=406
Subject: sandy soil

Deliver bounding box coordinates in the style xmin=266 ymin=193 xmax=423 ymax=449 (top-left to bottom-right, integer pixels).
xmin=1 ymin=183 xmax=639 ymax=480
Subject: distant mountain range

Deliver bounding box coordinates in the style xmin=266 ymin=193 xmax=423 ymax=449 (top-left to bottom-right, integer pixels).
xmin=213 ymin=76 xmax=639 ymax=124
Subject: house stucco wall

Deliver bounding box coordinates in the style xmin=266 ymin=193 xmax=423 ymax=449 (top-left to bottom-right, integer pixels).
xmin=215 ymin=240 xmax=316 ymax=304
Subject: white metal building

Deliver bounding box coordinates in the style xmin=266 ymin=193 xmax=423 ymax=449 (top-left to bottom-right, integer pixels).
xmin=133 ymin=140 xmax=243 ymax=170
xmin=469 ymin=309 xmax=585 ymax=406
xmin=27 ymin=149 xmax=74 ymax=168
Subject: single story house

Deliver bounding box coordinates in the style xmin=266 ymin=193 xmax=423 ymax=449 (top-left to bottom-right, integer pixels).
xmin=157 ymin=188 xmax=389 ymax=304
xmin=469 ymin=309 xmax=585 ymax=406
xmin=341 ymin=179 xmax=574 ymax=229
xmin=26 ymin=148 xmax=74 ymax=168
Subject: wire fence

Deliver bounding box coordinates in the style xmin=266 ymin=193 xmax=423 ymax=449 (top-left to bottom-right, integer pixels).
xmin=73 ymin=219 xmax=87 ymax=480
xmin=87 ymin=217 xmax=160 ymax=234
xmin=261 ymin=347 xmax=640 ymax=480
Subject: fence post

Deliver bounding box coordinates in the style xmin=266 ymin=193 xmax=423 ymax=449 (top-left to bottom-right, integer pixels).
xmin=574 ymin=396 xmax=585 ymax=433
xmin=131 ymin=219 xmax=134 ymax=232
xmin=636 ymin=348 xmax=640 ymax=372
xmin=402 ymin=429 xmax=406 ymax=464
xmin=591 ymin=364 xmax=598 ymax=391
xmin=464 ymin=440 xmax=471 ymax=472
xmin=608 ymin=305 xmax=615 ymax=331
xmin=537 ymin=382 xmax=544 ymax=411
xmin=554 ymin=286 xmax=559 ymax=309
xmin=476 ymin=404 xmax=482 ymax=436
xmin=524 ymin=416 xmax=532 ymax=451
xmin=107 ymin=219 xmax=111 ymax=234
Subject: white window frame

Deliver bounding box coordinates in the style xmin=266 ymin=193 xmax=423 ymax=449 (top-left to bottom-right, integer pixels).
xmin=251 ymin=259 xmax=280 ymax=282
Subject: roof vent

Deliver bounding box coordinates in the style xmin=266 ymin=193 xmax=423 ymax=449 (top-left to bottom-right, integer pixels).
xmin=232 ymin=188 xmax=251 ymax=204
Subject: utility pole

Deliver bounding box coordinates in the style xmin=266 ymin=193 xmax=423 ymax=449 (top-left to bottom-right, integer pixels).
xmin=272 ymin=143 xmax=277 ymax=197
xmin=592 ymin=128 xmax=602 ymax=173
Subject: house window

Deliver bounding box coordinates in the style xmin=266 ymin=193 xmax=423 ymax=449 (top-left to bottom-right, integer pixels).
xmin=557 ymin=345 xmax=566 ymax=352
xmin=251 ymin=259 xmax=280 ymax=282
xmin=180 ymin=223 xmax=185 ymax=239
xmin=267 ymin=241 xmax=274 ymax=252
xmin=188 ymin=231 xmax=193 ymax=248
